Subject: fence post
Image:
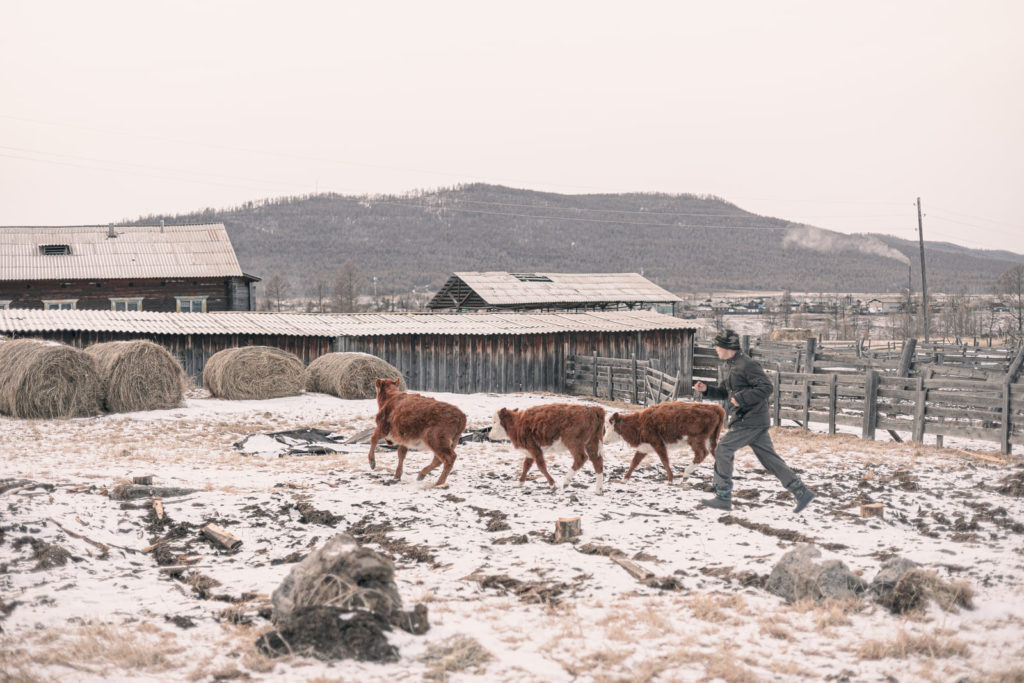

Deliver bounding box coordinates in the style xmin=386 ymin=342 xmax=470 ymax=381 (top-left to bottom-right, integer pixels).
xmin=912 ymin=375 xmax=926 ymax=442
xmin=1001 ymin=380 xmax=1012 ymax=455
xmin=828 ymin=374 xmax=837 ymax=435
xmin=592 ymin=349 xmax=598 ymax=397
xmin=772 ymin=366 xmax=782 ymax=427
xmin=804 ymin=338 xmax=816 ymax=373
xmin=631 ymin=353 xmax=638 ymax=404
xmin=862 ymin=369 xmax=879 ymax=441
xmin=741 ymin=334 xmax=750 ymax=356
xmin=897 ymin=338 xmax=917 ymax=379
xmin=801 ymin=378 xmax=811 ymax=430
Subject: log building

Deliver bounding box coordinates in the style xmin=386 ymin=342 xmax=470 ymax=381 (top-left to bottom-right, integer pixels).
xmin=0 ymin=223 xmax=258 ymax=312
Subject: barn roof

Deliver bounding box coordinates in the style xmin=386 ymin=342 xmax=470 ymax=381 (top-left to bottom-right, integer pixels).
xmin=0 ymin=309 xmax=701 ymax=338
xmin=0 ymin=224 xmax=247 ymax=281
xmin=428 ymin=272 xmax=682 ymax=309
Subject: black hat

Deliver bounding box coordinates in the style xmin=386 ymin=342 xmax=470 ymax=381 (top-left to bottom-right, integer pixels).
xmin=713 ymin=329 xmax=741 ymax=350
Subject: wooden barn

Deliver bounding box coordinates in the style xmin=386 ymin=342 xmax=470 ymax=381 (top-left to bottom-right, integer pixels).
xmin=0 ymin=223 xmax=258 ymax=312
xmin=0 ymin=309 xmax=700 ymax=393
xmin=427 ymin=272 xmax=682 ymax=314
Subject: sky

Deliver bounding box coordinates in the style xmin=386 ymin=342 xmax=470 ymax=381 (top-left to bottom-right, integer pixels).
xmin=1 ymin=1 xmax=1022 ymax=255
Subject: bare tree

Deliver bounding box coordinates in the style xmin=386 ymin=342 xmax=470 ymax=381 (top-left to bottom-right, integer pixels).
xmin=332 ymin=260 xmax=364 ymax=313
xmin=779 ymin=290 xmax=793 ymax=327
xmin=307 ymin=277 xmax=330 ymax=313
xmin=996 ymin=264 xmax=1024 ymax=344
xmin=264 ymin=272 xmax=290 ymax=312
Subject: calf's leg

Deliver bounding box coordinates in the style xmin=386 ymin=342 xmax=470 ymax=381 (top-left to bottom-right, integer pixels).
xmin=394 ymin=445 xmax=409 ymax=479
xmin=623 ymin=451 xmax=646 ymax=479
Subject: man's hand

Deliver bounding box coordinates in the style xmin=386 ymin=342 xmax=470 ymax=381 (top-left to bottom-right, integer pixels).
xmin=730 ymin=397 xmax=740 ymax=407
xmin=693 ymin=381 xmax=707 ymax=393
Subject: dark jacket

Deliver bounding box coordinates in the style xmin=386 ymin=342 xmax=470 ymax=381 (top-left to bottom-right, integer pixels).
xmin=703 ymin=352 xmax=773 ymax=428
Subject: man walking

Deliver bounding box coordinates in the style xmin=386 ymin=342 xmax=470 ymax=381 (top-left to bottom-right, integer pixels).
xmin=693 ymin=329 xmax=816 ymax=513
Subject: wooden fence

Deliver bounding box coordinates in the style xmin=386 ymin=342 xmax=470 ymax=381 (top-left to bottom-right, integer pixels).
xmin=565 ymin=354 xmax=686 ymax=405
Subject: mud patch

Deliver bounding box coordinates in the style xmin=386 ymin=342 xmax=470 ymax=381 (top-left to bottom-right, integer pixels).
xmin=294 ymin=502 xmax=341 ymax=527
xmin=468 ymin=506 xmax=510 ymax=532
xmin=492 ymin=534 xmax=528 ymax=545
xmin=718 ymin=515 xmax=848 ymax=550
xmin=700 ymin=565 xmax=768 ymax=588
xmin=466 ymin=572 xmax=569 ymax=605
xmin=14 ymin=537 xmax=73 ymax=571
xmin=994 ymin=469 xmax=1024 ymax=497
xmin=257 ymin=607 xmax=399 ymax=662
xmin=348 ymin=515 xmax=437 ymax=565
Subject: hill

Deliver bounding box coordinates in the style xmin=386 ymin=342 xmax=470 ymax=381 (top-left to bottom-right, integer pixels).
xmin=124 ymin=184 xmax=1024 ymax=297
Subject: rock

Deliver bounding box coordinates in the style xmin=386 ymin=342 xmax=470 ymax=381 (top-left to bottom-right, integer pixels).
xmin=869 ymin=557 xmax=919 ymax=598
xmin=765 ymin=544 xmax=867 ymax=603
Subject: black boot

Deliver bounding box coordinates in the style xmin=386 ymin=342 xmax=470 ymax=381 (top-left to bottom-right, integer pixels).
xmin=700 ymin=496 xmax=732 ymax=511
xmin=793 ymin=486 xmax=816 ymax=513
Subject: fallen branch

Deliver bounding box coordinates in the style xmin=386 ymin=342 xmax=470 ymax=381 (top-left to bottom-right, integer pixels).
xmin=153 ymin=498 xmax=164 ymax=521
xmin=47 ymin=517 xmax=110 ymax=558
xmin=611 ymin=554 xmax=655 ymax=582
xmin=201 ymin=523 xmax=242 ymax=550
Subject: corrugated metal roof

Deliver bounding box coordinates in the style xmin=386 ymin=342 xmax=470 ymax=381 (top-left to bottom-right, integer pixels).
xmin=0 ymin=224 xmax=244 ymax=281
xmin=0 ymin=309 xmax=702 ymax=337
xmin=450 ymin=272 xmax=682 ymax=305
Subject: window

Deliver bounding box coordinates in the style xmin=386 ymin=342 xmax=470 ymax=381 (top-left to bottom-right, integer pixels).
xmin=176 ymin=296 xmax=207 ymax=313
xmin=512 ymin=273 xmax=553 ymax=283
xmin=110 ymin=297 xmax=143 ymax=312
xmin=0 ymin=300 xmax=10 ymax=310
xmin=39 ymin=244 xmax=72 ymax=256
xmin=43 ymin=299 xmax=77 ymax=310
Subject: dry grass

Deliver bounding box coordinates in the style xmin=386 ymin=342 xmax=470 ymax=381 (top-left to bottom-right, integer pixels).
xmin=421 ymin=634 xmax=493 ymax=680
xmin=0 ymin=338 xmax=103 ymax=418
xmin=857 ymin=630 xmax=971 ymax=660
xmin=703 ymin=646 xmax=762 ymax=683
xmin=85 ymin=339 xmax=186 ymax=412
xmin=203 ymin=346 xmax=306 ymax=400
xmin=2 ymin=623 xmax=186 ymax=676
xmin=686 ymin=593 xmax=748 ymax=623
xmin=759 ymin=615 xmax=795 ymax=641
xmin=306 ymin=351 xmax=404 ymax=399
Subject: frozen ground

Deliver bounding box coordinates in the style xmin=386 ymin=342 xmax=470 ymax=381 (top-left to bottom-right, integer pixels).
xmin=1 ymin=389 xmax=1023 ymax=682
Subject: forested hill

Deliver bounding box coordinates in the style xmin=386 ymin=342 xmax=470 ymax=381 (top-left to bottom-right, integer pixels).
xmin=124 ymin=184 xmax=1024 ymax=296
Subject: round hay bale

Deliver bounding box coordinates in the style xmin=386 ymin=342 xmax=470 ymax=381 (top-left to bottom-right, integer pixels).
xmin=85 ymin=340 xmax=186 ymax=413
xmin=0 ymin=339 xmax=103 ymax=419
xmin=203 ymin=346 xmax=307 ymax=400
xmin=306 ymin=352 xmax=405 ymax=399
xmin=768 ymin=328 xmax=814 ymax=342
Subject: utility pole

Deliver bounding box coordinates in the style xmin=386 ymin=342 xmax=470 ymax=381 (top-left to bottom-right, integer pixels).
xmin=916 ymin=197 xmax=930 ymax=342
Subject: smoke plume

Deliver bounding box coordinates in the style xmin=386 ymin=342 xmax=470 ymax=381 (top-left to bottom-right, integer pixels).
xmin=783 ymin=225 xmax=910 ymax=265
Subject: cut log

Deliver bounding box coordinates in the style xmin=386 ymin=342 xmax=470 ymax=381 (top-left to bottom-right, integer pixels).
xmin=611 ymin=554 xmax=655 ymax=582
xmin=152 ymin=498 xmax=164 ymax=521
xmin=133 ymin=475 xmax=154 ymax=485
xmin=860 ymin=503 xmax=884 ymax=519
xmin=201 ymin=523 xmax=242 ymax=550
xmin=554 ymin=516 xmax=581 ymax=543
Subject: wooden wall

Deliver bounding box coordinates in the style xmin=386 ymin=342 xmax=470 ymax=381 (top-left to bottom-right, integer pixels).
xmin=0 ymin=277 xmax=254 ymax=312
xmin=336 ymin=329 xmax=693 ymax=394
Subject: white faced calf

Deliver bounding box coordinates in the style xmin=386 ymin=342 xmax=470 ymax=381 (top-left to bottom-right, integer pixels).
xmin=490 ymin=403 xmax=606 ymax=493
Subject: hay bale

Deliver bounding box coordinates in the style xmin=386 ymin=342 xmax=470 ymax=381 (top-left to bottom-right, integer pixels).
xmin=0 ymin=339 xmax=103 ymax=419
xmin=203 ymin=346 xmax=306 ymax=400
xmin=768 ymin=328 xmax=814 ymax=342
xmin=306 ymin=352 xmax=404 ymax=399
xmin=85 ymin=340 xmax=186 ymax=413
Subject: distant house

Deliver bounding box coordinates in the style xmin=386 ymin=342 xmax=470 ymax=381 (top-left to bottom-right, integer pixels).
xmin=865 ymin=296 xmax=905 ymax=314
xmin=427 ymin=272 xmax=682 ymax=314
xmin=0 ymin=223 xmax=259 ymax=312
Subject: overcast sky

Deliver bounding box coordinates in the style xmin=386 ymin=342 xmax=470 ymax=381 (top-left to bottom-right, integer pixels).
xmin=2 ymin=1 xmax=1022 ymax=256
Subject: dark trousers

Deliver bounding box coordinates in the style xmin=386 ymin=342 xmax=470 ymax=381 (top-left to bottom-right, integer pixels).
xmin=712 ymin=424 xmax=800 ymax=498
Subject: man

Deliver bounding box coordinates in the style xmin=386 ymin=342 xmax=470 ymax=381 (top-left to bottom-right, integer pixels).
xmin=693 ymin=329 xmax=816 ymax=513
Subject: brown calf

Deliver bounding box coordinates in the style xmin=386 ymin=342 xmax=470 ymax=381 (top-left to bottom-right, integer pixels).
xmin=607 ymin=401 xmax=726 ymax=483
xmin=368 ymin=378 xmax=467 ymax=487
xmin=489 ymin=403 xmax=606 ymax=493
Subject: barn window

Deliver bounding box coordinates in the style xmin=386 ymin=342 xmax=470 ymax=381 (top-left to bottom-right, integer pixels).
xmin=512 ymin=273 xmax=552 ymax=282
xmin=39 ymin=244 xmax=72 ymax=256
xmin=0 ymin=300 xmax=10 ymax=310
xmin=176 ymin=296 xmax=207 ymax=313
xmin=110 ymin=297 xmax=143 ymax=312
xmin=43 ymin=299 xmax=77 ymax=310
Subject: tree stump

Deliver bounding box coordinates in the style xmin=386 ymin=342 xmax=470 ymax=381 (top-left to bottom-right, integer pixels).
xmin=554 ymin=517 xmax=581 ymax=543
xmin=860 ymin=503 xmax=884 ymax=519
xmin=133 ymin=475 xmax=153 ymax=485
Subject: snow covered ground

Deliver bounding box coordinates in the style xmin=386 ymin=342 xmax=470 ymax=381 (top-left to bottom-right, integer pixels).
xmin=2 ymin=389 xmax=1023 ymax=682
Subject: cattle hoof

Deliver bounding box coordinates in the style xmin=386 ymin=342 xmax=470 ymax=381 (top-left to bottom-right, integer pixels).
xmin=416 ymin=474 xmax=427 ymax=481
xmin=369 ymin=460 xmax=376 ymax=470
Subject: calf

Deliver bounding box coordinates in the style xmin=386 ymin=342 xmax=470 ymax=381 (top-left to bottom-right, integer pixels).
xmin=607 ymin=401 xmax=725 ymax=483
xmin=489 ymin=403 xmax=606 ymax=493
xmin=368 ymin=378 xmax=467 ymax=487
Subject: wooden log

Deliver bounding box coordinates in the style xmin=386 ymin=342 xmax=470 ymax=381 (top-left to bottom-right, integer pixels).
xmin=153 ymin=497 xmax=164 ymax=521
xmin=554 ymin=517 xmax=581 ymax=543
xmin=611 ymin=554 xmax=656 ymax=582
xmin=201 ymin=523 xmax=242 ymax=550
xmin=860 ymin=503 xmax=884 ymax=519
xmin=862 ymin=369 xmax=879 ymax=441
